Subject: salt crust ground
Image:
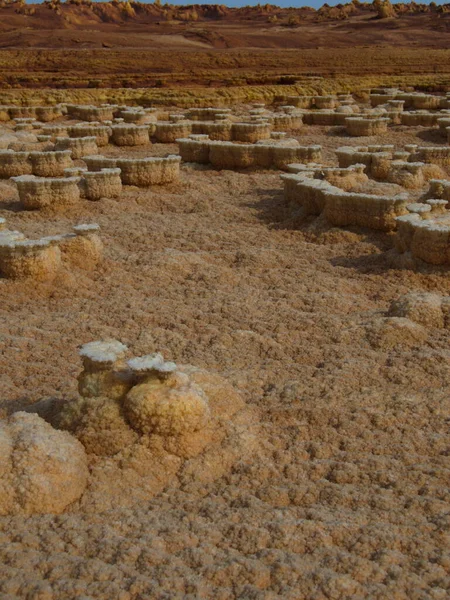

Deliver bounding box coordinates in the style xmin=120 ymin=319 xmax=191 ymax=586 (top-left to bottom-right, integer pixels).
xmin=0 ymin=122 xmax=449 ymax=599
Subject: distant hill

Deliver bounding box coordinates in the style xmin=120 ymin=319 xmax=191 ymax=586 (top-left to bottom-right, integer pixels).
xmin=1 ymin=1 xmax=450 ymax=49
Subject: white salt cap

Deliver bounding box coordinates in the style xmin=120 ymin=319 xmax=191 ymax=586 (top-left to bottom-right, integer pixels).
xmin=80 ymin=340 xmax=128 ymax=365
xmin=127 ymin=353 xmax=177 ymax=375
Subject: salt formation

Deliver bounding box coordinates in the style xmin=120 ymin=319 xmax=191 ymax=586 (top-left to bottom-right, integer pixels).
xmin=271 ymin=111 xmax=303 ymax=130
xmin=55 ymin=136 xmax=98 ymax=159
xmin=0 ymin=220 xmax=102 ymax=279
xmin=178 ymin=136 xmax=322 ymax=170
xmin=59 ymin=224 xmax=103 ymax=270
xmin=395 ymin=201 xmax=450 ymax=265
xmin=0 ymin=237 xmax=61 ymax=280
xmin=154 ymin=121 xmax=193 ymax=143
xmin=0 ymin=412 xmax=88 ymax=516
xmin=408 ymin=146 xmax=450 ymax=167
xmin=121 ymin=109 xmax=147 ymax=123
xmin=187 ymin=107 xmax=231 ymax=120
xmin=336 ymin=145 xmax=443 ymax=185
xmin=80 ymin=168 xmax=122 ymax=200
xmin=13 ymin=174 xmax=81 ymax=209
xmin=115 ymin=156 xmax=181 ymax=186
xmin=388 ymin=292 xmax=450 ymax=328
xmin=191 ymin=121 xmax=233 ymax=141
xmin=9 ymin=106 xmax=37 ymax=120
xmin=41 ymin=124 xmax=69 ymax=139
xmin=0 ymin=150 xmax=32 ymax=177
xmin=35 ymin=106 xmax=63 ymax=122
xmin=28 ymin=150 xmax=73 ymax=177
xmin=17 ymin=340 xmax=252 ymax=511
xmin=282 ymin=167 xmax=408 ymax=231
xmin=54 ymin=341 xmax=242 ymax=461
xmin=66 ymin=104 xmax=115 ymax=122
xmin=82 ymin=155 xmax=180 ymax=186
xmin=81 ymin=154 xmax=117 ymax=172
xmin=313 ymin=95 xmax=338 ymax=109
xmin=345 ymin=117 xmax=389 ymax=136
xmin=68 ymin=123 xmax=111 ymax=147
xmin=302 ymin=111 xmax=349 ymax=126
xmin=111 ymin=124 xmax=150 ymax=146
xmin=400 ymin=112 xmax=442 ymax=127
xmin=230 ymin=123 xmax=271 ymax=143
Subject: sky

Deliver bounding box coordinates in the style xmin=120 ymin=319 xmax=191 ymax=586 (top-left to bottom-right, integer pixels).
xmin=29 ymin=0 xmax=449 ymax=6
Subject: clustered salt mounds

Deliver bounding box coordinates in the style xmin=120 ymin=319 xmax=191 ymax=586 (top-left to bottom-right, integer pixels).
xmin=394 ymin=200 xmax=450 ymax=265
xmin=282 ymin=163 xmax=409 ymax=231
xmin=66 ymin=104 xmax=115 ymax=122
xmin=24 ymin=341 xmax=255 ymax=512
xmin=230 ymin=122 xmax=271 ymax=143
xmin=0 ymin=412 xmax=89 ymax=516
xmin=13 ymin=174 xmax=81 ymax=209
xmin=81 ymin=154 xmax=181 ymax=186
xmin=110 ymin=124 xmax=150 ymax=146
xmin=79 ymin=168 xmax=122 ymax=201
xmin=366 ymin=291 xmax=450 ymax=349
xmin=345 ymin=116 xmax=390 ymax=136
xmin=0 ymin=150 xmax=33 ymax=177
xmin=336 ymin=145 xmax=445 ymax=188
xmin=0 ymin=105 xmax=63 ymax=123
xmin=0 ymin=219 xmax=102 ymax=280
xmin=28 ymin=150 xmax=73 ymax=177
xmin=67 ymin=123 xmax=111 ymax=147
xmin=178 ymin=135 xmax=322 ymax=170
xmin=54 ymin=136 xmax=98 ymax=159
xmin=154 ymin=121 xmax=193 ymax=143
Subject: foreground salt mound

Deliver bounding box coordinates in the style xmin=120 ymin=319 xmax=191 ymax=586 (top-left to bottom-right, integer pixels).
xmin=388 ymin=292 xmax=450 ymax=328
xmin=366 ymin=291 xmax=450 ymax=349
xmin=0 ymin=219 xmax=102 ymax=280
xmin=29 ymin=341 xmax=255 ymax=512
xmin=0 ymin=412 xmax=88 ymax=516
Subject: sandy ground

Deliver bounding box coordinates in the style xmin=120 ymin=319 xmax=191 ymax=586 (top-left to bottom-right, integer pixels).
xmin=0 ymin=122 xmax=449 ymax=599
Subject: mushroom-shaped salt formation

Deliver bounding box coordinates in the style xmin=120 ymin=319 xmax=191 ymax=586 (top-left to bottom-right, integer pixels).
xmin=35 ymin=106 xmax=62 ymax=122
xmin=67 ymin=105 xmax=114 ymax=122
xmin=154 ymin=122 xmax=193 ymax=143
xmin=0 ymin=412 xmax=88 ymax=516
xmin=177 ymin=135 xmax=212 ymax=163
xmin=231 ymin=122 xmax=271 ymax=143
xmin=59 ymin=224 xmax=103 ymax=270
xmin=81 ymin=168 xmax=122 ymax=200
xmin=124 ymin=355 xmax=210 ymax=437
xmin=13 ymin=175 xmax=81 ymax=210
xmin=115 ymin=155 xmax=181 ymax=186
xmin=9 ymin=106 xmax=37 ymax=120
xmin=29 ymin=150 xmax=73 ymax=177
xmin=68 ymin=123 xmax=111 ymax=147
xmin=76 ymin=339 xmax=131 ymax=400
xmin=345 ymin=117 xmax=389 ymax=136
xmin=0 ymin=237 xmax=61 ymax=280
xmin=27 ymin=341 xmax=253 ymax=510
xmin=110 ymin=124 xmax=150 ymax=146
xmin=191 ymin=121 xmax=232 ymax=141
xmin=0 ymin=150 xmax=32 ymax=178
xmin=395 ymin=215 xmax=450 ymax=265
xmin=121 ymin=109 xmax=147 ymax=123
xmin=82 ymin=154 xmax=117 ymax=172
xmin=272 ymin=113 xmax=303 ymax=131
xmin=313 ymin=95 xmax=338 ymax=109
xmin=55 ymin=136 xmax=98 ymax=159
xmin=41 ymin=124 xmax=69 ymax=140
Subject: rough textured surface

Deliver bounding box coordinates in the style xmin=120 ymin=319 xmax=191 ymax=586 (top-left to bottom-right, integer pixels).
xmin=0 ymin=118 xmax=449 ymax=599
